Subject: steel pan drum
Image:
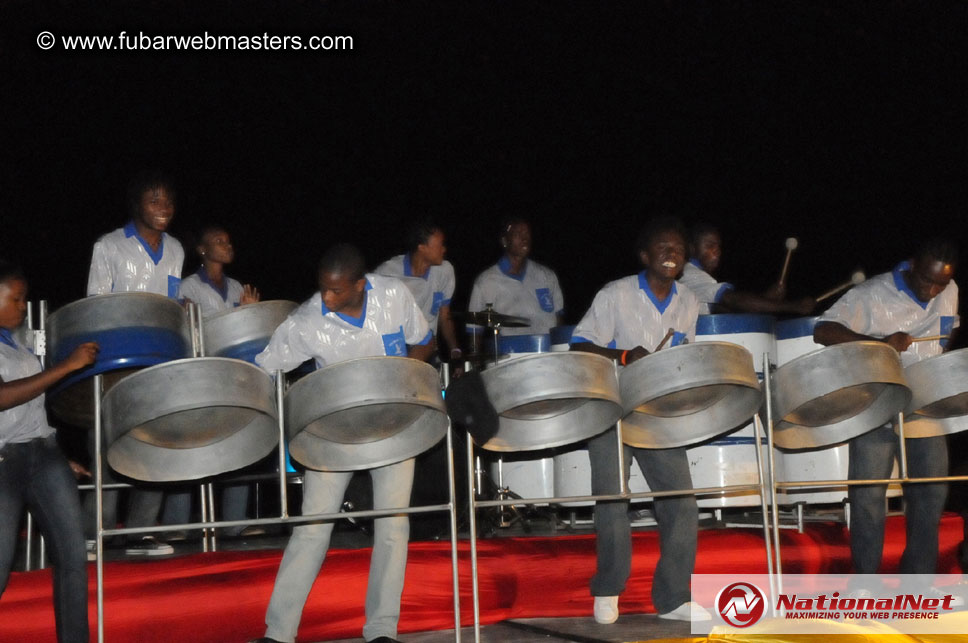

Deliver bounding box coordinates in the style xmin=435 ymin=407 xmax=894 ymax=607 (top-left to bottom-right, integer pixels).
xmin=903 ymin=348 xmax=968 ymax=438
xmin=202 ymin=300 xmax=298 ymax=362
xmin=284 ymin=357 xmax=447 ymax=471
xmin=102 ymin=357 xmax=278 ymax=482
xmin=549 ymin=325 xmax=576 ymax=352
xmin=771 ymin=340 xmax=911 ymax=449
xmin=478 ymin=351 xmax=622 ymax=452
xmin=620 ymin=342 xmax=762 ymax=449
xmin=48 ymin=293 xmax=192 ymax=427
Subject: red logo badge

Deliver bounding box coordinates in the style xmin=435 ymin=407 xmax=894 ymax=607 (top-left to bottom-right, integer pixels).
xmin=716 ymin=582 xmax=767 ymax=627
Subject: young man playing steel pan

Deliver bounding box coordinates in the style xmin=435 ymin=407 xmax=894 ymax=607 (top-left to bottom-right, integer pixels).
xmin=814 ymin=239 xmax=959 ymax=576
xmin=251 ymin=243 xmax=433 ymax=643
xmin=680 ymin=222 xmax=815 ymax=316
xmin=375 ymin=221 xmax=461 ymax=364
xmin=570 ymin=216 xmax=711 ymax=624
xmin=468 ymin=218 xmax=564 ymax=336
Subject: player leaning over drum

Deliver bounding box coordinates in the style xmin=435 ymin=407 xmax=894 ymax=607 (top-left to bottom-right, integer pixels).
xmin=814 ymin=239 xmax=959 ymax=576
xmin=569 ymin=216 xmax=711 ymax=624
xmin=250 ymin=244 xmax=433 ymax=643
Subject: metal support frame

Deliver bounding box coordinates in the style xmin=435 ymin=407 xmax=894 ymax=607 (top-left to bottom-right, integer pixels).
xmin=464 ymin=358 xmax=772 ymax=642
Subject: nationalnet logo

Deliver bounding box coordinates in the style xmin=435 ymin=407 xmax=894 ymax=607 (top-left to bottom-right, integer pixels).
xmin=692 ymin=574 xmax=967 ymax=634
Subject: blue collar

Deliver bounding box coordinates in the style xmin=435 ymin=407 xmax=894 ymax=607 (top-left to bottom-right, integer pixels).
xmin=892 ymin=260 xmax=929 ymax=309
xmin=0 ymin=328 xmax=17 ymax=349
xmin=638 ymin=270 xmax=676 ymax=314
xmin=498 ymin=256 xmax=527 ymax=282
xmin=124 ymin=221 xmax=165 ymax=265
xmin=321 ymin=279 xmax=373 ymax=328
xmin=403 ymin=254 xmax=429 ymax=280
xmin=197 ymin=267 xmax=229 ymax=302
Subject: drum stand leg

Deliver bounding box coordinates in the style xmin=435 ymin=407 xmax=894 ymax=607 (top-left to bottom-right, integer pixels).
xmin=466 ymin=433 xmax=482 ymax=643
xmin=763 ymin=354 xmax=783 ymax=612
xmin=94 ymin=375 xmax=106 ymax=643
xmin=444 ymin=423 xmax=462 ymax=643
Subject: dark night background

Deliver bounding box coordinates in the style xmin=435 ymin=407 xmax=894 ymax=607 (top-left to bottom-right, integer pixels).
xmin=2 ymin=0 xmax=966 ymax=326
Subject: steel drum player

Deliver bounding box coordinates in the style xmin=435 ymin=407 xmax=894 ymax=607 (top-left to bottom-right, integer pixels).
xmin=680 ymin=222 xmax=815 ymax=316
xmin=569 ymin=216 xmax=711 ymax=624
xmin=375 ymin=221 xmax=462 ymax=367
xmin=250 ymin=243 xmax=433 ymax=643
xmin=467 ymin=217 xmax=564 ymax=337
xmin=814 ymin=239 xmax=959 ymax=579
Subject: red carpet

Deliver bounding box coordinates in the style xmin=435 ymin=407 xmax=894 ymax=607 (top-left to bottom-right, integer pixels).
xmin=0 ymin=515 xmax=963 ymax=642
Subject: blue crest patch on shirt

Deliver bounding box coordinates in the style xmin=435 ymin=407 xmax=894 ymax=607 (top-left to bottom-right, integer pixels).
xmin=670 ymin=331 xmax=687 ymax=347
xmin=382 ymin=326 xmax=407 ymax=356
xmin=940 ymin=316 xmax=955 ymax=349
xmin=167 ymin=275 xmax=181 ymax=299
xmin=431 ymin=291 xmax=445 ymax=315
xmin=535 ymin=287 xmax=554 ymax=313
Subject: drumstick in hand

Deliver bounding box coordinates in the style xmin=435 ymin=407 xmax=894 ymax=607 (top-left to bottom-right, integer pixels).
xmin=654 ymin=328 xmax=676 ymax=352
xmin=779 ymin=237 xmax=798 ymax=285
xmin=910 ymin=334 xmax=950 ymax=343
xmin=816 ymin=270 xmax=866 ymax=303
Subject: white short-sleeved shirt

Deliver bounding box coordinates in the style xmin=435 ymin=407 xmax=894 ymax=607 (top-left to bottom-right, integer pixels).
xmin=255 ymin=274 xmax=432 ymax=373
xmin=0 ymin=330 xmax=55 ymax=449
xmin=679 ymin=260 xmax=734 ymax=315
xmin=375 ymin=254 xmax=455 ymax=332
xmin=467 ymin=257 xmax=564 ymax=336
xmin=178 ymin=270 xmax=244 ymax=316
xmin=571 ymin=272 xmax=700 ymax=350
xmin=87 ymin=221 xmax=184 ymax=297
xmin=819 ymin=261 xmax=960 ymax=367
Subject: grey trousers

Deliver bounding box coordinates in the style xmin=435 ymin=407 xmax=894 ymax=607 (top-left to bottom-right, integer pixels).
xmin=848 ymin=425 xmax=948 ymax=574
xmin=587 ymin=428 xmax=698 ymax=614
xmin=264 ymin=458 xmax=414 ymax=643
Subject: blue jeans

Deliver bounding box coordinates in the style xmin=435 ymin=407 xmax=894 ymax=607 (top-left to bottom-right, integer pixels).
xmin=587 ymin=427 xmax=698 ymax=614
xmin=0 ymin=436 xmax=89 ymax=643
xmin=848 ymin=425 xmax=949 ymax=573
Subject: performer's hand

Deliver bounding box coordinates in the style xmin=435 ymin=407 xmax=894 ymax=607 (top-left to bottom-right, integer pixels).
xmin=64 ymin=342 xmax=99 ymax=371
xmin=883 ymin=332 xmax=913 ymax=353
xmin=763 ymin=281 xmax=786 ymax=301
xmin=449 ymin=348 xmax=465 ymax=378
xmin=68 ymin=459 xmax=91 ymax=480
xmin=625 ymin=345 xmax=650 ymax=365
xmin=241 ymin=284 xmax=261 ymax=305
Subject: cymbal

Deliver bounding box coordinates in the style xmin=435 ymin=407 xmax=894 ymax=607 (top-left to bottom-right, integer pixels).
xmin=454 ymin=310 xmax=530 ymax=328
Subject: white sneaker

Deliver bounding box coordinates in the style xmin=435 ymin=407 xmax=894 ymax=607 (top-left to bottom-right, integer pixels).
xmin=658 ymin=601 xmax=711 ymax=622
xmin=593 ymin=595 xmax=619 ymax=624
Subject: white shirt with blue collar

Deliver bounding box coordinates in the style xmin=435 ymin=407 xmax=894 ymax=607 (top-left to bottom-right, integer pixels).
xmin=375 ymin=254 xmax=455 ymax=333
xmin=0 ymin=329 xmax=55 ymax=449
xmin=255 ymin=273 xmax=432 ymax=373
xmin=679 ymin=260 xmax=734 ymax=315
xmin=819 ymin=261 xmax=959 ymax=367
xmin=468 ymin=256 xmax=564 ymax=336
xmin=817 ymin=261 xmax=960 ymax=366
xmin=87 ymin=221 xmax=184 ymax=297
xmin=571 ymin=271 xmax=700 ymax=351
xmin=178 ymin=269 xmax=244 ymax=316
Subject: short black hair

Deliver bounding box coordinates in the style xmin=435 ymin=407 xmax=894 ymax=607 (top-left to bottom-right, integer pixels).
xmin=914 ymin=238 xmax=959 ymax=268
xmin=636 ymin=215 xmax=688 ymax=254
xmin=127 ymin=170 xmax=176 ymax=219
xmin=406 ymin=221 xmax=442 ymax=254
xmin=0 ymin=260 xmax=26 ymax=287
xmin=318 ymin=243 xmax=366 ymax=282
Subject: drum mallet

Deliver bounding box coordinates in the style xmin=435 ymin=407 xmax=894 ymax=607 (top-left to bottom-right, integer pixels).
xmin=778 ymin=237 xmax=798 ymax=285
xmin=816 ymin=270 xmax=866 ymax=303
xmin=910 ymin=334 xmax=951 ymax=343
xmin=654 ymin=328 xmax=676 ymax=352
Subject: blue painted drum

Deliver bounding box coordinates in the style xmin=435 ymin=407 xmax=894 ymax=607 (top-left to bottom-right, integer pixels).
xmin=46 ymin=293 xmax=192 ymax=428
xmin=549 ymin=324 xmax=576 ymax=351
xmin=690 ymin=314 xmax=777 ymax=508
xmin=773 ymin=317 xmax=900 ymax=505
xmin=497 ymin=333 xmax=551 ymax=355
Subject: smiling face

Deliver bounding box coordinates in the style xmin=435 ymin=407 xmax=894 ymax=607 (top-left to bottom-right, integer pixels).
xmin=640 ymin=229 xmax=687 ymax=282
xmin=137 ymin=187 xmax=175 ymax=233
xmin=503 ymin=222 xmax=532 ymax=261
xmin=0 ymin=277 xmax=28 ymax=331
xmin=906 ymin=256 xmax=955 ymax=303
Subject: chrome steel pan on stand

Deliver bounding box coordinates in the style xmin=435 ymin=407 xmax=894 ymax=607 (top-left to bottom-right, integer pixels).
xmin=770 ymin=340 xmax=911 ymax=449
xmin=201 ymin=300 xmax=298 ymax=362
xmin=101 ymin=357 xmax=278 ymax=481
xmin=620 ymin=341 xmax=762 ymax=449
xmin=284 ymin=356 xmax=448 ymax=471
xmin=903 ymin=347 xmax=968 ymax=438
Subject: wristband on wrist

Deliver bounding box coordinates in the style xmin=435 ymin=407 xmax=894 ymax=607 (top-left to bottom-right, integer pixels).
xmin=620 ymin=349 xmax=629 ymax=366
